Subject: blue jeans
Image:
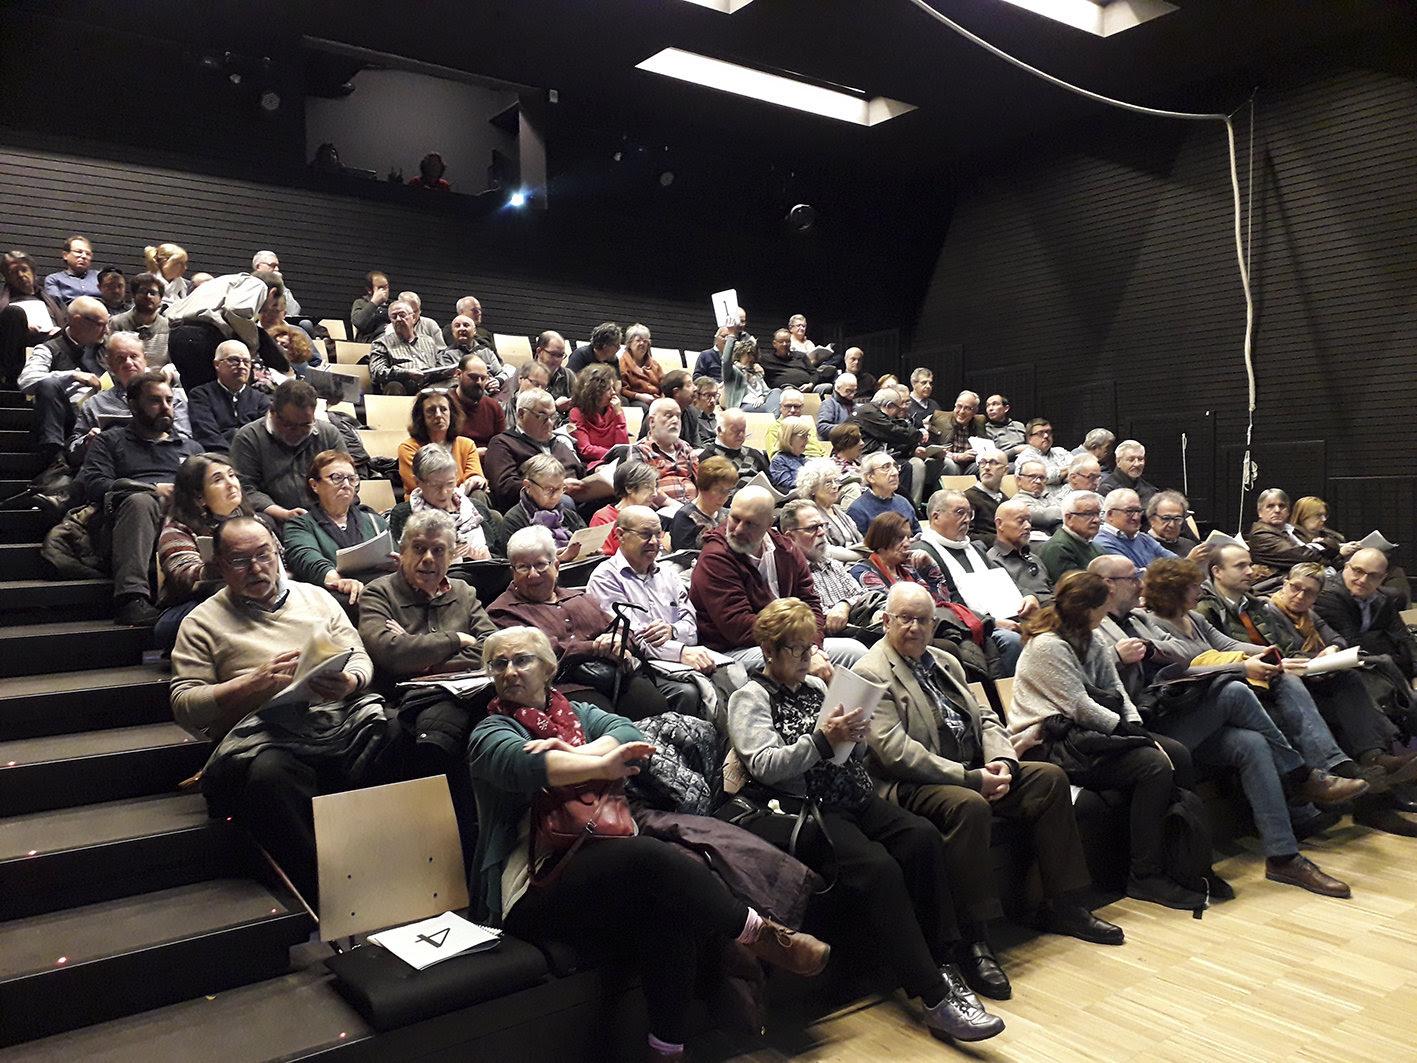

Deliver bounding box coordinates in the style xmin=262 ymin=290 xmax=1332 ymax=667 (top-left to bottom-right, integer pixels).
xmin=154 ymin=598 xmax=200 ymax=653
xmin=990 ymin=627 xmax=1022 ymax=677
xmin=1153 ymin=680 xmax=1302 ymax=858
xmin=1266 ymin=674 xmax=1348 ymax=773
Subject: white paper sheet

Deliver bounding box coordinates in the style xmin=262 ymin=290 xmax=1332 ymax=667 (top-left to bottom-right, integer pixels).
xmin=369 ymin=911 xmax=501 ymax=971
xmin=954 ymin=567 xmax=1025 ymax=619
xmin=567 ymin=522 xmax=613 ymax=556
xmin=745 ymin=470 xmax=787 ymax=502
xmin=818 ymin=669 xmax=888 ymax=764
xmin=266 ymin=629 xmax=356 ymax=711
xmin=335 ymin=529 xmax=395 ymax=575
xmin=1296 ymin=646 xmax=1363 ymax=676
xmin=18 ymin=300 xmax=57 ymax=334
xmin=1357 ymin=530 xmax=1398 ymax=552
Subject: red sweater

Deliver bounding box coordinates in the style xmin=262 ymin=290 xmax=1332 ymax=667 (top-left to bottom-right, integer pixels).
xmin=569 ymin=405 xmax=628 ymax=467
xmin=451 ymin=390 xmax=506 ymax=447
xmin=688 ymin=528 xmax=825 ymax=652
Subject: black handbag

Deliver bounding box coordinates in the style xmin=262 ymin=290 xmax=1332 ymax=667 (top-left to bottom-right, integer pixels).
xmin=714 ymin=791 xmax=837 ymax=893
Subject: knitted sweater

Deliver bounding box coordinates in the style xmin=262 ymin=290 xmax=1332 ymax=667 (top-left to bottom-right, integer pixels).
xmin=396 ymin=435 xmax=482 ymax=494
xmin=1008 ymin=631 xmax=1141 ymax=736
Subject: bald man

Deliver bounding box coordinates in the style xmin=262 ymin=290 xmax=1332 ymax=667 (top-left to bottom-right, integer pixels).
xmin=187 ymin=339 xmax=270 ymax=451
xmin=987 ymin=497 xmax=1053 ymax=605
xmin=1317 ymin=549 xmax=1417 ymax=682
xmin=689 ymin=486 xmax=866 ymax=672
xmin=20 ymin=295 xmax=110 ymax=467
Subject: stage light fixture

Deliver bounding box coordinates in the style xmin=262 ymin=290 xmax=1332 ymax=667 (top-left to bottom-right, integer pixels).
xmin=508 ymin=191 xmax=528 ymax=208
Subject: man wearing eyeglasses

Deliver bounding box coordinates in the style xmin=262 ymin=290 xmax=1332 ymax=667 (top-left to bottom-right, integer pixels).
xmin=67 ymin=332 xmax=191 ymax=467
xmin=1094 ymin=488 xmax=1172 ymax=572
xmin=484 ymin=387 xmax=589 ymax=510
xmin=171 ymin=516 xmax=385 ymax=903
xmin=230 ymin=379 xmax=347 ymax=525
xmin=850 ymin=387 xmax=935 ymax=504
xmin=1011 ymin=458 xmax=1064 ymax=535
xmin=1146 ymin=489 xmax=1203 ymax=558
xmin=19 ymin=294 xmax=109 ymax=469
xmin=188 ymin=339 xmax=270 ymax=451
xmin=779 ymin=499 xmax=876 ymax=640
xmin=368 ymin=299 xmax=452 ymax=395
xmin=1317 ymin=549 xmax=1417 ymax=687
xmin=1014 ymin=419 xmax=1072 ymax=488
xmin=1039 ymin=490 xmax=1105 ymax=583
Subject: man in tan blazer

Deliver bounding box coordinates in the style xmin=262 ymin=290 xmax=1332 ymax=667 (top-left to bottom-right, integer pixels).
xmin=855 ymin=583 xmax=1123 ymax=1001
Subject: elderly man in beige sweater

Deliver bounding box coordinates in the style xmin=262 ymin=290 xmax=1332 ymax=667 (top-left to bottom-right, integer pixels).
xmin=171 ymin=516 xmax=386 ymax=903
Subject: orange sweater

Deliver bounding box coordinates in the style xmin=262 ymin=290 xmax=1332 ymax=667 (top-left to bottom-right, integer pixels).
xmin=397 ymin=435 xmax=483 ymax=493
xmin=618 ymin=351 xmax=662 ymax=402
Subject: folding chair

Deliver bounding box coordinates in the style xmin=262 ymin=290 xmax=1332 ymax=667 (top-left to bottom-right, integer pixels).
xmin=334 ymin=340 xmax=372 ymax=365
xmin=358 ymin=478 xmax=397 ymax=514
xmin=493 ymin=334 xmax=535 ymax=369
xmin=364 ymin=394 xmax=416 ymax=432
xmin=319 ymin=319 xmax=348 ymax=341
xmin=357 ymin=430 xmax=405 ymax=460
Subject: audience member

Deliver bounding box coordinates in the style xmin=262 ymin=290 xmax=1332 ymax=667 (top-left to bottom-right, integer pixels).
xmin=654 ymin=369 xmax=704 ymax=448
xmin=484 ymin=388 xmax=587 ymax=511
xmin=590 ymin=461 xmax=662 ymax=558
xmin=466 ymin=624 xmax=827 ymax=1063
xmin=268 ymin=322 xmax=314 ymax=375
xmin=145 ymin=242 xmax=190 ymax=306
xmin=693 ymin=324 xmax=730 ymax=379
xmin=669 ymin=456 xmax=734 ymax=551
xmin=927 ymin=391 xmax=984 ymax=475
xmin=396 ymin=386 xmax=485 ymax=494
xmin=230 ymin=379 xmax=347 ymax=524
xmin=1014 ymin=420 xmax=1071 ymax=489
xmin=489 ymin=527 xmax=693 ymax=718
xmin=408 ymin=152 xmax=451 ymax=190
xmin=567 ymin=363 xmax=627 ymax=468
xmin=964 ymin=451 xmax=1009 ymax=546
xmin=533 ymin=330 xmax=576 ymax=413
xmin=1146 ymin=489 xmax=1201 ymax=557
xmin=351 ymin=271 xmax=391 ymax=342
xmin=764 ymin=390 xmax=828 ymax=458
xmin=43 ymin=234 xmax=100 ymax=304
xmin=1012 ymin=458 xmax=1064 ymax=533
xmin=852 ymin=389 xmax=932 ymax=504
xmin=815 ymin=372 xmax=857 ymax=440
xmin=759 ymin=328 xmax=820 ymax=391
xmin=778 ymin=499 xmax=873 ymax=635
xmin=1061 ymin=455 xmax=1103 ymax=499
xmin=1073 ymin=428 xmax=1116 ymax=471
xmin=859 ymin=581 xmax=1122 ymax=997
xmin=699 ymin=407 xmax=770 ymax=482
xmin=1316 ymin=549 xmax=1417 ymax=684
xmin=395 ymin=291 xmax=442 ymax=342
xmin=388 ymin=445 xmax=499 ymax=560
xmin=853 ymin=510 xmax=951 ymax=605
xmin=21 ymin=295 xmax=109 ymax=468
xmin=1289 ymin=498 xmax=1411 ymax=606
xmin=618 ymin=323 xmax=661 ymax=408
xmin=828 ymin=422 xmax=865 ymax=501
xmin=1246 ymin=488 xmax=1350 ymax=586
xmin=842 ymin=345 xmax=876 ymax=397
xmin=689 ymin=486 xmax=866 ymax=670
xmin=725 ymin=597 xmax=1003 ymax=1043
xmin=1092 ymin=556 xmax=1353 ymax=897
xmin=501 ymin=454 xmax=587 ymax=547
xmin=449 ymin=353 xmax=506 ymax=447
xmin=369 ymin=299 xmax=451 ymax=394
xmin=282 ymin=450 xmax=392 ymax=605
xmin=188 ymin=340 xmax=270 ymax=452
xmin=1039 ymin=490 xmax=1104 ymax=582
xmin=1099 ymin=440 xmax=1157 ymax=505
xmin=768 ymin=417 xmax=815 ymax=495
xmin=567 ymin=320 xmax=623 ymax=374
xmin=76 ymin=372 xmax=204 ymax=625
xmin=988 ymin=498 xmax=1054 ymax=605
xmin=631 ymin=398 xmax=698 ymax=502
xmin=848 ymin=451 xmax=920 ymax=535
xmin=68 ymin=331 xmax=189 ymax=467
xmin=981 ymin=394 xmax=1028 ymax=458
xmin=444 ymin=313 xmax=508 ymax=395
xmin=690 ymin=376 xmax=720 ymax=443
xmin=107 ymin=272 xmax=170 ymax=369
xmin=164 ymin=273 xmax=289 ymax=389
xmin=796 ymin=458 xmax=861 ymax=558
xmin=1 ymin=249 xmax=67 ymax=385
xmin=170 ymin=516 xmax=383 ymax=902
xmin=906 ymin=368 xmax=941 ymax=428
xmin=358 ymin=509 xmax=497 ymax=776
xmin=250 ymin=251 xmax=303 ymax=318
xmin=1094 ymin=488 xmax=1172 ymax=571
xmin=722 ymin=333 xmax=780 ymax=415
xmin=97 ymin=267 xmax=130 ymax=315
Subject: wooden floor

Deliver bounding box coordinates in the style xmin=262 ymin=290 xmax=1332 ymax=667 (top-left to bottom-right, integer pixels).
xmin=729 ymin=822 xmax=1417 ymax=1062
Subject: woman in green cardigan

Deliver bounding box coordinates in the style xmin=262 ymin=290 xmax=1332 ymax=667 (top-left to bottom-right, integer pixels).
xmin=280 ymin=449 xmax=393 ymax=607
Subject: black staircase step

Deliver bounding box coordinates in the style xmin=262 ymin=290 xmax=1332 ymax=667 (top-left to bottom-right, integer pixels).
xmin=0 ymin=721 xmax=208 ymax=816
xmin=0 ymin=663 xmax=172 ymax=740
xmin=0 ymin=619 xmax=151 ymax=677
xmin=0 ymin=451 xmax=42 ymax=475
xmin=0 ymin=541 xmax=44 ymax=578
xmin=0 ymin=509 xmax=54 ymax=542
xmin=3 ymin=943 xmax=368 ymax=1062
xmin=0 ymin=878 xmax=313 ymax=1046
xmin=0 ymin=577 xmax=114 ymax=620
xmin=0 ymin=428 xmax=27 ymax=449
xmin=0 ymin=478 xmax=28 ymax=502
xmin=0 ymin=389 xmax=27 ymax=408
xmin=0 ymin=793 xmax=241 ymax=919
xmin=0 ymin=405 xmax=33 ymax=429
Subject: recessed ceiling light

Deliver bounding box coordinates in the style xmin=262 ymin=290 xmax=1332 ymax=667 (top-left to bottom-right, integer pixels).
xmin=674 ymin=0 xmax=757 ymax=11
xmin=636 ymin=48 xmax=916 ymax=127
xmin=995 ymin=0 xmax=1177 ymax=37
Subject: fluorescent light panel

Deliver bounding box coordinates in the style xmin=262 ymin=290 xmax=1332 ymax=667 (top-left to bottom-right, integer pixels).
xmin=996 ymin=0 xmax=1177 ymax=37
xmin=674 ymin=0 xmax=758 ymax=10
xmin=636 ymin=48 xmax=915 ymax=127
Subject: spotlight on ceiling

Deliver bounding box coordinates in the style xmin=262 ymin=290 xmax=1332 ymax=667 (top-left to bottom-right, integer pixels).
xmin=786 ymin=203 xmax=816 ymax=233
xmin=659 ymin=171 xmax=675 ymax=187
xmin=508 ymin=190 xmax=528 ymax=208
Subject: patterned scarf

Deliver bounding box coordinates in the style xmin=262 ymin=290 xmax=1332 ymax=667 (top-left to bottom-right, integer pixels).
xmin=488 ymin=686 xmax=586 ymax=746
xmin=409 ymin=486 xmax=483 ymax=549
xmin=522 ymin=488 xmax=571 ymax=547
xmin=1270 ymin=591 xmax=1327 ymax=657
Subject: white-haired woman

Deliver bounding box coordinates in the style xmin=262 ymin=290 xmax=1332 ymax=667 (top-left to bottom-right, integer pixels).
xmin=388 ymin=444 xmax=500 ymax=560
xmin=466 ymin=624 xmax=828 ymax=1062
xmin=796 ymin=457 xmax=862 ymax=560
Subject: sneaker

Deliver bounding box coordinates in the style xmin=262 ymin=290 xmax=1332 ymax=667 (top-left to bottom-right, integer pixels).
xmin=744 ymin=917 xmax=830 ymax=977
xmin=114 ymin=596 xmax=160 ymax=627
xmin=1126 ymin=873 xmax=1208 ymax=911
xmin=923 ymin=964 xmax=1005 ymax=1042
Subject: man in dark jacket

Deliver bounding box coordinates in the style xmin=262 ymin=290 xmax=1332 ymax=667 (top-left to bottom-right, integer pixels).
xmin=758 ymin=329 xmax=820 ymax=391
xmin=698 ymin=407 xmax=770 ymax=485
xmin=1316 ymin=549 xmax=1417 ymax=680
xmin=482 ymin=388 xmax=586 ymax=511
xmin=188 ymin=340 xmax=271 ymax=451
xmin=851 ymin=388 xmax=937 ymax=503
xmin=688 ymin=486 xmax=866 ymax=670
xmin=77 ymin=372 xmax=204 ymax=625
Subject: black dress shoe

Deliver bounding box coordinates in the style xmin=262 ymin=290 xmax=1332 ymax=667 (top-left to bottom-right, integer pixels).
xmin=954 ymin=941 xmax=1011 ymax=1000
xmin=1387 ymin=787 xmax=1417 ymax=814
xmin=1354 ymin=805 xmax=1417 ymax=837
xmin=1292 ymin=807 xmax=1343 ymax=840
xmin=1042 ymin=904 xmax=1125 ymax=945
xmin=1127 ymin=874 xmax=1208 ymax=911
xmin=1204 ymin=872 xmax=1236 ymax=901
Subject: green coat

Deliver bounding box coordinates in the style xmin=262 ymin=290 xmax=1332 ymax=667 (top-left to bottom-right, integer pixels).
xmin=280 ymin=505 xmax=388 ymax=585
xmin=1038 ymin=526 xmax=1102 ymax=584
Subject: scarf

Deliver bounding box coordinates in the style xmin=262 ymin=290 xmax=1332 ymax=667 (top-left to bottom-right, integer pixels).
xmin=488 ymin=686 xmax=586 ymax=746
xmin=522 ymin=488 xmax=571 ymax=547
xmin=1270 ymin=592 xmax=1328 ymax=656
xmin=409 ymin=486 xmax=483 ymax=549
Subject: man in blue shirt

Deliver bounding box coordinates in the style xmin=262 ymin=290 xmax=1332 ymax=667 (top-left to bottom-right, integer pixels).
xmin=848 ymin=451 xmax=920 ymax=535
xmin=43 ymin=234 xmax=100 ymax=305
xmin=1093 ymin=488 xmax=1171 ymax=571
xmin=693 ymin=325 xmax=729 ymax=379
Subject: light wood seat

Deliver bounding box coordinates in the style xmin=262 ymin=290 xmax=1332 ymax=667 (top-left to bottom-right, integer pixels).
xmin=357 ymin=478 xmax=397 ymax=514
xmin=801 ymin=393 xmax=822 ymax=418
xmin=324 ymin=362 xmax=371 ymax=392
xmin=1186 ymin=515 xmax=1201 ymax=540
xmin=623 ymin=405 xmax=644 ymax=440
xmin=333 ymin=339 xmax=372 ymax=364
xmin=357 ymin=430 xmax=406 ymax=460
xmin=939 ymin=476 xmax=979 ymax=493
xmin=651 ymin=348 xmax=685 ymax=375
xmin=494 ymin=333 xmax=535 ymax=369
xmin=743 ymin=412 xmax=774 ymax=451
xmin=318 ymin=318 xmax=347 ymax=341
xmin=1001 ymin=474 xmax=1018 ymax=498
xmin=364 ymin=394 xmax=415 ymax=432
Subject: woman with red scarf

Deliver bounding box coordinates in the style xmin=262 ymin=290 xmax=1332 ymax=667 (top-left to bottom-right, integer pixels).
xmin=467 ymin=625 xmax=828 ymax=1062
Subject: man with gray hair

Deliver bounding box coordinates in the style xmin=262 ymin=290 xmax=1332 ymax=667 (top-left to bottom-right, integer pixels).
xmin=816 ymin=371 xmax=858 ymax=439
xmin=484 ymin=387 xmax=587 ymax=509
xmin=368 ymin=298 xmax=451 ymax=394
xmin=1012 ymin=458 xmax=1063 ymax=534
xmin=906 ymin=367 xmax=941 ymax=427
xmin=765 ymin=388 xmax=829 ymax=458
xmin=1073 ymin=427 xmax=1116 ymax=470
xmin=1039 ymin=490 xmax=1104 ymax=582
xmin=699 ymin=406 xmax=770 ymax=482
xmin=631 ymin=396 xmax=698 ymax=501
xmin=1100 ymin=439 xmax=1158 ymax=505
xmin=1061 ymin=455 xmax=1103 ymax=499
xmin=690 ymin=486 xmax=868 ymax=671
xmin=250 ymin=250 xmax=302 ymax=317
xmin=68 ymin=331 xmax=190 ymax=464
xmin=187 ymin=339 xmax=269 ymax=452
xmin=394 ymin=290 xmax=443 ymax=342
xmin=848 ymin=450 xmax=922 ymax=534
xmin=851 ymin=388 xmax=935 ymax=503
xmin=441 ymin=294 xmax=492 ymax=349
xmin=780 ymin=498 xmax=875 ymax=637
xmin=1095 ymin=488 xmax=1172 ymax=571
xmin=1147 ymin=489 xmax=1201 ymax=557
xmin=927 ymin=389 xmax=985 ymax=475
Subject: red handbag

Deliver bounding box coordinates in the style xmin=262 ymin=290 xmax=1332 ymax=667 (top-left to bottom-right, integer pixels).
xmin=530 ymin=781 xmax=637 ymax=886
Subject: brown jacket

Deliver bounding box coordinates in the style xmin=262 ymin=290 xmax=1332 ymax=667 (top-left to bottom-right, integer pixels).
xmin=358 ymin=569 xmax=496 ymax=689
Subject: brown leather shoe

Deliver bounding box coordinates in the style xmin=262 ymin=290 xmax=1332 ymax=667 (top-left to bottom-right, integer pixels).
xmin=746 ymin=918 xmax=831 ymax=977
xmin=1362 ymin=749 xmax=1417 ymax=787
xmin=1265 ymin=854 xmax=1351 ymax=898
xmin=1354 ymin=804 xmax=1417 ymax=837
xmin=1298 ymin=770 xmax=1369 ymax=806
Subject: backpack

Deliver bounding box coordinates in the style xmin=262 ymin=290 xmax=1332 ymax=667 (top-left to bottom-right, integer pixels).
xmin=41 ymin=504 xmax=106 ymax=579
xmin=1161 ymin=786 xmax=1213 ymax=917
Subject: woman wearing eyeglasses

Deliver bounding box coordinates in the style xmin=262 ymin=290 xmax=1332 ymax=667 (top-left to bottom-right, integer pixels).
xmin=397 ymin=386 xmax=486 ymax=495
xmin=726 ymin=598 xmax=1004 ymax=1044
xmin=617 ymin=322 xmax=661 ymax=410
xmin=388 ymin=445 xmax=500 ymax=562
xmin=282 ymin=450 xmax=394 ymax=609
xmin=796 ymin=458 xmax=861 ymax=559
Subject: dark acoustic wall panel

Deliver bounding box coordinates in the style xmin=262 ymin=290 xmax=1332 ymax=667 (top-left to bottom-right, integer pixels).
xmin=910 ymin=55 xmax=1417 ymax=534
xmin=1326 ymin=477 xmax=1416 ymax=572
xmin=1127 ymin=411 xmax=1216 ymax=519
xmin=968 ymin=364 xmax=1036 ymax=419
